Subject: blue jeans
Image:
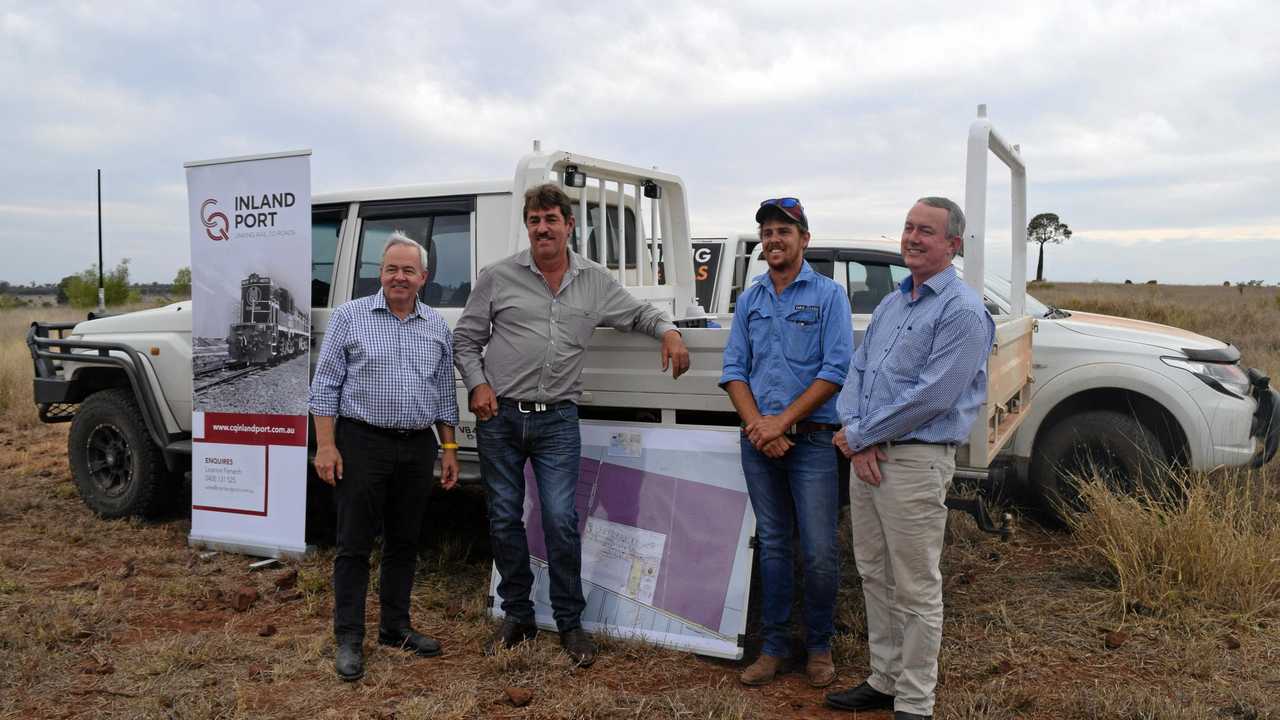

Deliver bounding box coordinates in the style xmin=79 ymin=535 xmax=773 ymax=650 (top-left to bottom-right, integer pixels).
xmin=741 ymin=431 xmax=840 ymax=656
xmin=477 ymin=401 xmax=584 ymax=632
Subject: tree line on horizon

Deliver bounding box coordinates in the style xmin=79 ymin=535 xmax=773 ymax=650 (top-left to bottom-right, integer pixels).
xmin=0 ymin=262 xmax=191 ymax=309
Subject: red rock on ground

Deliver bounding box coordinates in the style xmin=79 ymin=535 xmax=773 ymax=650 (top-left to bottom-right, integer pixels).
xmin=504 ymin=687 xmax=533 ymax=707
xmin=230 ymin=586 xmax=260 ymax=612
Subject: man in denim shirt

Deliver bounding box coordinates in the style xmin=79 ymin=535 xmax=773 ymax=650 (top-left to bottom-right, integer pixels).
xmin=720 ymin=198 xmax=853 ymax=688
xmin=826 ymin=198 xmax=994 ymax=720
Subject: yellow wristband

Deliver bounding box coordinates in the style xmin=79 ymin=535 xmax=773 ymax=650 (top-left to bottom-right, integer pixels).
xmin=441 ymin=442 xmax=459 ymax=450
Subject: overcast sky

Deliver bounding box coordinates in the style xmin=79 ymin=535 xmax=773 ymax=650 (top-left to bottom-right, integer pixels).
xmin=3 ymin=1 xmax=1277 ymax=286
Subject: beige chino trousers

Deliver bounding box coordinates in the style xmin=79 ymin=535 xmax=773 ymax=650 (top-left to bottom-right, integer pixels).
xmin=848 ymin=443 xmax=954 ymax=717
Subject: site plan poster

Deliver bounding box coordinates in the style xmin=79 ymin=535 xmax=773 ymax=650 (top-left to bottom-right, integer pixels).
xmin=184 ymin=150 xmax=311 ymax=558
xmin=489 ymin=423 xmax=757 ymax=659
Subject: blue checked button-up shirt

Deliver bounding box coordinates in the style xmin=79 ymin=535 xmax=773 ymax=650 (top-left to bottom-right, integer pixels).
xmin=720 ymin=261 xmax=853 ymax=424
xmin=308 ymin=290 xmax=460 ymax=429
xmin=837 ymin=265 xmax=994 ymax=452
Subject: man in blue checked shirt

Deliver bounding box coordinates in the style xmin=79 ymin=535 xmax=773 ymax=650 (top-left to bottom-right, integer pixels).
xmin=309 ymin=232 xmax=460 ymax=682
xmin=825 ymin=198 xmax=994 ymax=720
xmin=720 ymin=197 xmax=852 ymax=689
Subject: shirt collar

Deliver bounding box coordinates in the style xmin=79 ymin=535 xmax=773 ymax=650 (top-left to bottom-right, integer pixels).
xmin=898 ymin=264 xmax=959 ymax=298
xmin=517 ymin=247 xmax=582 ymax=279
xmin=371 ymin=288 xmax=424 ymax=319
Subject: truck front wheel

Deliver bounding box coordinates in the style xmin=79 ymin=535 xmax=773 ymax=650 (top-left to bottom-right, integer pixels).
xmin=1029 ymin=409 xmax=1171 ymax=522
xmin=68 ymin=388 xmax=168 ymax=518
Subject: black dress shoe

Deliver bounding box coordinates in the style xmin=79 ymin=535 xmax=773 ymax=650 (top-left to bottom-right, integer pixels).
xmin=559 ymin=627 xmax=597 ymax=667
xmin=378 ymin=627 xmax=443 ymax=657
xmin=894 ymin=712 xmax=931 ymax=720
xmin=825 ymin=681 xmax=895 ymax=711
xmin=334 ymin=637 xmax=364 ymax=681
xmin=483 ymin=618 xmax=538 ymax=656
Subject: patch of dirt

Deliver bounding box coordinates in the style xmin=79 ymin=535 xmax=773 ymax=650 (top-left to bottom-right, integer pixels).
xmin=0 ymin=418 xmax=1276 ymax=719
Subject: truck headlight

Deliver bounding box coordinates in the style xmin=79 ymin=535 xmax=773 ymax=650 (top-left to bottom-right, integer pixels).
xmin=1161 ymin=357 xmax=1253 ymax=398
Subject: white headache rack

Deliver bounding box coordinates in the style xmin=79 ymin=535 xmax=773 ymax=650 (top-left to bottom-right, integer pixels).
xmin=511 ymin=149 xmax=696 ymax=322
xmin=961 ymin=104 xmax=1036 ymax=468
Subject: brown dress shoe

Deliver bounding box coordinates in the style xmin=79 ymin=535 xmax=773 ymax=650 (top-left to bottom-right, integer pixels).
xmin=806 ymin=650 xmax=836 ymax=687
xmin=739 ymin=653 xmax=785 ymax=686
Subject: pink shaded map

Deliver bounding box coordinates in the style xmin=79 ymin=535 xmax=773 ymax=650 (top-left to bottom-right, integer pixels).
xmin=523 ymin=458 xmax=748 ymax=631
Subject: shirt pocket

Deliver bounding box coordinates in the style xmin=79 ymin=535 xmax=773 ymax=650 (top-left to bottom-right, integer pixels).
xmin=782 ymin=306 xmax=821 ymax=366
xmin=559 ymin=303 xmax=599 ymax=349
xmin=410 ymin=331 xmax=445 ymax=387
xmin=882 ymin=319 xmax=934 ymax=382
xmin=343 ymin=338 xmax=366 ymax=365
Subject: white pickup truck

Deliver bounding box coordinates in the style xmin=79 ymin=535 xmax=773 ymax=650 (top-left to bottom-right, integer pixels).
xmin=29 ymin=112 xmax=1273 ymax=523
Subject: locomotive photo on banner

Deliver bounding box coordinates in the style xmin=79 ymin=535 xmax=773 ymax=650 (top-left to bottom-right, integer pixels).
xmin=185 ymin=150 xmax=312 ymax=558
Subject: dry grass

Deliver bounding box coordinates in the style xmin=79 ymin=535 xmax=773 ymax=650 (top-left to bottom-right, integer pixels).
xmin=1068 ymin=469 xmax=1280 ymax=624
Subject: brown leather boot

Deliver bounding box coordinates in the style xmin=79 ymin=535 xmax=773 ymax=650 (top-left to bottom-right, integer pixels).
xmin=805 ymin=650 xmax=835 ymax=687
xmin=739 ymin=653 xmax=785 ymax=686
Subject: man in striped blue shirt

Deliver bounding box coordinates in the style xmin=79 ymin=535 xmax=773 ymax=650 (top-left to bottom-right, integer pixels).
xmin=309 ymin=232 xmax=460 ymax=682
xmin=826 ymin=198 xmax=994 ymax=720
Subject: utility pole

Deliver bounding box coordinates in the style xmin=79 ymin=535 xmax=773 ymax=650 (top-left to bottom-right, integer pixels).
xmin=97 ymin=169 xmax=105 ymax=314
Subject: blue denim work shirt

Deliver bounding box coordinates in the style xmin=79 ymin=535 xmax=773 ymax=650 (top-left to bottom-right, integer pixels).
xmin=720 ymin=261 xmax=853 ymax=424
xmin=836 ymin=265 xmax=995 ymax=452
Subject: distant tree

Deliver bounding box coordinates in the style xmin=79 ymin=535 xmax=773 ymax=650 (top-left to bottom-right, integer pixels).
xmin=1027 ymin=212 xmax=1072 ymax=282
xmin=65 ymin=259 xmax=139 ymax=308
xmin=56 ymin=275 xmax=78 ymax=305
xmin=172 ymin=266 xmax=192 ymax=298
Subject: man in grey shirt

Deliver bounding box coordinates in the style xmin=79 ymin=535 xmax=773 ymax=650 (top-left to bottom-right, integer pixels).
xmin=454 ymin=183 xmax=690 ymax=666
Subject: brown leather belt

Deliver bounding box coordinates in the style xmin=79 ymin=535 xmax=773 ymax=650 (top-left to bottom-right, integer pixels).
xmin=790 ymin=421 xmax=841 ymax=434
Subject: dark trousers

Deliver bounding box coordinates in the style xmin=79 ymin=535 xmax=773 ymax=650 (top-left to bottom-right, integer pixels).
xmin=476 ymin=401 xmax=584 ymax=632
xmin=332 ymin=419 xmax=437 ymax=641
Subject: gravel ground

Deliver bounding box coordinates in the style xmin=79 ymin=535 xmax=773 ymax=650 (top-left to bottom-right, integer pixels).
xmin=194 ymin=353 xmax=310 ymax=415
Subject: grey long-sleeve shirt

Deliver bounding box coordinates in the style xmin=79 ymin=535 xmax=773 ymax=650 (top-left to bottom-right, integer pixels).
xmin=453 ymin=249 xmax=676 ymax=403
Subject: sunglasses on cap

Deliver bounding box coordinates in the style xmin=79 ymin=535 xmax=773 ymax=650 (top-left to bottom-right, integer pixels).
xmin=760 ymin=197 xmax=802 ymax=210
xmin=757 ymin=197 xmax=808 ymax=229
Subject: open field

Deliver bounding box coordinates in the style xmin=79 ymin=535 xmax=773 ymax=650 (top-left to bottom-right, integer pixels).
xmin=1 ymin=286 xmax=1277 ymax=719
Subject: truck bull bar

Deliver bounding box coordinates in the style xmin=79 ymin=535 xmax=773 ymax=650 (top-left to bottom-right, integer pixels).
xmin=26 ymin=321 xmax=191 ymax=471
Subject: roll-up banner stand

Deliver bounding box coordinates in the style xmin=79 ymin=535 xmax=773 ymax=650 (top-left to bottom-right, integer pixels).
xmin=185 ymin=150 xmax=312 ymax=558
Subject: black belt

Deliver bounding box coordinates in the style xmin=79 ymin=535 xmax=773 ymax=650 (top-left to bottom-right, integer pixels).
xmin=885 ymin=438 xmax=954 ymax=448
xmin=341 ymin=417 xmax=434 ymax=439
xmin=498 ymin=398 xmax=575 ymax=414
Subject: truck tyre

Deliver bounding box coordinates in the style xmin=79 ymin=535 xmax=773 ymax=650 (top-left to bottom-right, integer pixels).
xmin=1029 ymin=409 xmax=1170 ymax=522
xmin=68 ymin=388 xmax=168 ymax=519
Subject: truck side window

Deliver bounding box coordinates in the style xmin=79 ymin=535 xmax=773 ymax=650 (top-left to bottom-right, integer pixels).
xmin=353 ymin=211 xmax=473 ymax=307
xmin=847 ymin=261 xmax=907 ymax=314
xmin=311 ymin=206 xmax=345 ymax=308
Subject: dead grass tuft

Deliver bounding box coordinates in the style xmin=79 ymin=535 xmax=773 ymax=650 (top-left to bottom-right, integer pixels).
xmin=1068 ymin=468 xmax=1280 ymax=623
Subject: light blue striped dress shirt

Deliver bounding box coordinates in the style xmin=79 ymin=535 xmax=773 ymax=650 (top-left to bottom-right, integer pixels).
xmin=837 ymin=265 xmax=994 ymax=452
xmin=308 ymin=290 xmax=460 ymax=429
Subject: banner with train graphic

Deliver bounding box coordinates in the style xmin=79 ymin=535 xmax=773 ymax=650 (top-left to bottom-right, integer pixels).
xmin=185 ymin=150 xmax=311 ymax=558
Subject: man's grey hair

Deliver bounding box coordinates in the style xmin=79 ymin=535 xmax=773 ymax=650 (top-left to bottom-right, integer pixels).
xmin=381 ymin=230 xmax=428 ymax=270
xmin=917 ymin=197 xmax=966 ymax=239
